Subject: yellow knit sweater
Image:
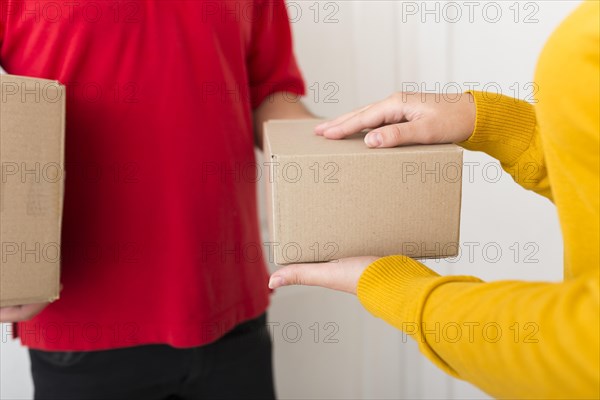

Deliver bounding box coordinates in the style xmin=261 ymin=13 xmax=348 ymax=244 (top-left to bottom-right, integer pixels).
xmin=357 ymin=2 xmax=599 ymax=398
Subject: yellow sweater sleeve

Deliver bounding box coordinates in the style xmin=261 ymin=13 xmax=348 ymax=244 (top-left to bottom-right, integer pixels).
xmin=460 ymin=91 xmax=552 ymax=201
xmin=358 ymin=256 xmax=599 ymax=399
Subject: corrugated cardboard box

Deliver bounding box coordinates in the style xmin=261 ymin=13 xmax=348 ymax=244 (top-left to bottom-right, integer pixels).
xmin=0 ymin=74 xmax=65 ymax=307
xmin=264 ymin=119 xmax=462 ymax=265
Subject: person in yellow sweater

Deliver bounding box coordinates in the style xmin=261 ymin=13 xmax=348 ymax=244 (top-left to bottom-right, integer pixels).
xmin=268 ymin=1 xmax=599 ymax=398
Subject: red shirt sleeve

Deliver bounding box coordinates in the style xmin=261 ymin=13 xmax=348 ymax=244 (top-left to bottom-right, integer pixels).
xmin=0 ymin=9 xmax=4 ymax=51
xmin=247 ymin=0 xmax=306 ymax=109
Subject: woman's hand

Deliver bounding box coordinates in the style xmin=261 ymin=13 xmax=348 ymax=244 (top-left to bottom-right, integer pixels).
xmin=0 ymin=302 xmax=49 ymax=322
xmin=315 ymin=92 xmax=476 ymax=148
xmin=268 ymin=256 xmax=380 ymax=294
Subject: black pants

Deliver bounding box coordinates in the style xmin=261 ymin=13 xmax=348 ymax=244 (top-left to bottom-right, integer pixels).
xmin=29 ymin=314 xmax=275 ymax=400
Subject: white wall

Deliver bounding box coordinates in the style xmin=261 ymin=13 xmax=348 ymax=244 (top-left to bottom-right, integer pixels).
xmin=1 ymin=1 xmax=582 ymax=399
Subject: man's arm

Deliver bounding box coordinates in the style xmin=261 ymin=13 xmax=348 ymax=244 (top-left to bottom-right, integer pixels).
xmin=253 ymin=91 xmax=316 ymax=150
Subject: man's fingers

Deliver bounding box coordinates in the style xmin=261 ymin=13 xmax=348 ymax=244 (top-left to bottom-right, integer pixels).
xmin=0 ymin=302 xmax=47 ymax=323
xmin=0 ymin=307 xmax=21 ymax=322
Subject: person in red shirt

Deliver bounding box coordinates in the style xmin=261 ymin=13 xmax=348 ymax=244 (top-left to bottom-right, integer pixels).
xmin=0 ymin=1 xmax=312 ymax=398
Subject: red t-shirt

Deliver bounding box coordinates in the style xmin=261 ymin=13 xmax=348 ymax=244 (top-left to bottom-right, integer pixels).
xmin=0 ymin=0 xmax=305 ymax=350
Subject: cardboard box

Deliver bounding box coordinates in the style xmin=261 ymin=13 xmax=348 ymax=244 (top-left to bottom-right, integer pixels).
xmin=264 ymin=119 xmax=463 ymax=265
xmin=0 ymin=74 xmax=65 ymax=307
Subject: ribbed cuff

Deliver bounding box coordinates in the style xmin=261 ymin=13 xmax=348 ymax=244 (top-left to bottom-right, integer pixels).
xmin=459 ymin=91 xmax=537 ymax=165
xmin=357 ymin=255 xmax=482 ymax=377
xmin=357 ymin=256 xmax=440 ymax=326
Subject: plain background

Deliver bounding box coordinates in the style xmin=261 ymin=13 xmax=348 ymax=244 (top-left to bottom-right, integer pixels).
xmin=1 ymin=1 xmax=581 ymax=398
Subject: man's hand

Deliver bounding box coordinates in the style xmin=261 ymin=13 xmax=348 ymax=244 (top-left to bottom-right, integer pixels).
xmin=0 ymin=302 xmax=48 ymax=322
xmin=268 ymin=256 xmax=380 ymax=295
xmin=315 ymin=92 xmax=476 ymax=148
xmin=253 ymin=91 xmax=315 ymax=149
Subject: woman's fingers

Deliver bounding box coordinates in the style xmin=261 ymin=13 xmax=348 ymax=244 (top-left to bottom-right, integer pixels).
xmin=269 ymin=262 xmax=335 ymax=289
xmin=315 ymin=104 xmax=372 ymax=136
xmin=319 ymin=96 xmax=411 ymax=140
xmin=364 ymin=118 xmax=434 ymax=148
xmin=269 ymin=256 xmax=379 ymax=295
xmin=316 ymin=91 xmax=476 ymax=147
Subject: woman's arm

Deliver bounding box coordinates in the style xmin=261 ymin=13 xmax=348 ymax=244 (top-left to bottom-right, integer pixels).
xmin=461 ymin=91 xmax=551 ymax=200
xmin=269 ymin=255 xmax=599 ymax=399
xmin=358 ymin=256 xmax=598 ymax=399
